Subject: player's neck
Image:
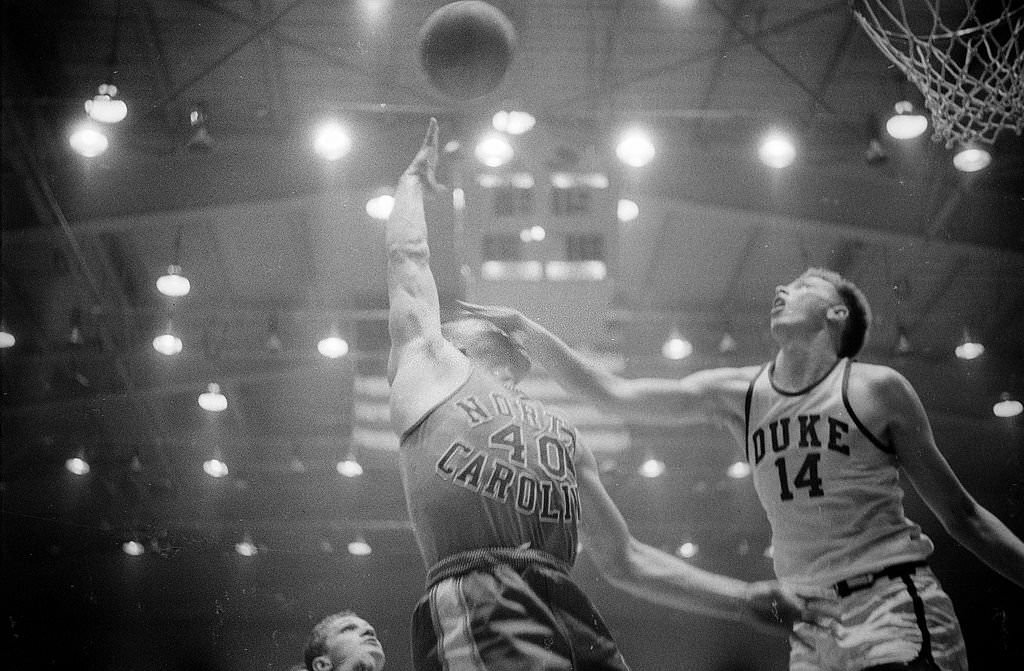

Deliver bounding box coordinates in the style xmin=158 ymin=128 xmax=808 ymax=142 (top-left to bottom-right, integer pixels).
xmin=773 ymin=336 xmax=839 ymax=391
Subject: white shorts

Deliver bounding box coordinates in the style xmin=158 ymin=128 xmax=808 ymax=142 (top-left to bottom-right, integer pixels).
xmin=790 ymin=565 xmax=967 ymax=671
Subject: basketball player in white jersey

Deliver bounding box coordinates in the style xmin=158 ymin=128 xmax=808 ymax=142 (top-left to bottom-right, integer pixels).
xmin=386 ymin=119 xmax=838 ymax=669
xmin=461 ymin=268 xmax=1024 ymax=670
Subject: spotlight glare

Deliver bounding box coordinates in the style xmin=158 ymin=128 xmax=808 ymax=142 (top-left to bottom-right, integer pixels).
xmin=952 ymin=146 xmax=991 ymax=172
xmin=203 ymin=458 xmax=229 ymax=478
xmin=474 ymin=134 xmax=514 ymax=167
xmin=318 ymin=335 xmax=349 ymax=358
xmin=198 ymin=383 xmax=228 ymax=411
xmin=616 ymin=130 xmax=655 ymax=167
xmin=122 ymin=540 xmax=146 ymax=556
xmin=314 ymin=122 xmax=352 ymax=161
xmin=676 ymin=542 xmax=699 ymax=558
xmin=617 ymin=199 xmax=639 ymax=223
xmin=65 ymin=456 xmax=91 ymax=476
xmin=727 ymin=461 xmax=751 ymax=479
xmin=347 ymin=539 xmax=373 ymax=556
xmin=156 ymin=265 xmax=191 ymax=297
xmin=336 ymin=458 xmax=364 ymax=477
xmin=69 ymin=124 xmax=109 ymax=158
xmin=152 ymin=333 xmax=183 ymax=356
xmin=993 ymin=395 xmax=1023 ymax=418
xmin=638 ymin=458 xmax=666 ymax=478
xmin=759 ymin=133 xmax=796 ymax=169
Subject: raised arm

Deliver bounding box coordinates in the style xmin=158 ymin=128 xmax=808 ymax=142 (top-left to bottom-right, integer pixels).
xmin=459 ymin=302 xmax=754 ymax=428
xmin=869 ymin=366 xmax=1024 ymax=588
xmin=386 ymin=119 xmax=467 ymax=432
xmin=574 ymin=438 xmax=838 ymax=639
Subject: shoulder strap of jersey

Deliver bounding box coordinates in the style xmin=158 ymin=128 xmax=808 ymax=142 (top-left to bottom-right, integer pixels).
xmin=841 ymin=358 xmax=892 ymax=453
xmin=744 ymin=362 xmax=771 ymax=462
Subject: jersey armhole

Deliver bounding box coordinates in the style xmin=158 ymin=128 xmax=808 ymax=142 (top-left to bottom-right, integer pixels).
xmin=841 ymin=359 xmax=892 ymax=453
xmin=744 ymin=363 xmax=770 ymax=462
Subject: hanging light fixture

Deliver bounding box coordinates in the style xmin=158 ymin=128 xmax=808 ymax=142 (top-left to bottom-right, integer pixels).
xmin=336 ymin=450 xmax=364 ymax=477
xmin=121 ymin=539 xmax=146 ymax=556
xmin=661 ymin=327 xmax=693 ymax=360
xmin=85 ymin=83 xmax=128 ymax=124
xmin=885 ymin=101 xmax=928 ymax=140
xmin=638 ymin=458 xmax=666 ymax=478
xmin=203 ymin=457 xmax=229 ymax=478
xmin=474 ymin=133 xmax=514 ymax=167
xmin=318 ymin=324 xmax=349 ymax=358
xmin=758 ymin=131 xmax=796 ymax=169
xmin=616 ymin=128 xmax=655 ymax=167
xmin=157 ymin=227 xmax=191 ymax=297
xmin=993 ymin=393 xmax=1023 ymax=418
xmin=0 ymin=320 xmax=14 ymax=348
xmin=952 ymin=144 xmax=992 ymax=173
xmin=69 ymin=122 xmax=109 ymax=158
xmin=954 ymin=329 xmax=984 ymax=360
xmin=186 ymin=103 xmax=215 ymax=153
xmin=313 ymin=120 xmax=352 ymax=161
xmin=198 ymin=383 xmax=228 ymax=411
xmin=347 ymin=535 xmax=373 ymax=556
xmin=152 ymin=320 xmax=183 ymax=356
xmin=492 ymin=109 xmax=535 ymax=135
xmin=65 ymin=450 xmax=91 ymax=476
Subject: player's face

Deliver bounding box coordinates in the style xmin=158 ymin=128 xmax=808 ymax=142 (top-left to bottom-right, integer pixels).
xmin=770 ymin=275 xmax=841 ymax=327
xmin=318 ymin=615 xmax=385 ymax=671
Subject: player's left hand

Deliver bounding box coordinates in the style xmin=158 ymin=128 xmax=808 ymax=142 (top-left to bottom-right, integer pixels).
xmin=403 ymin=117 xmax=446 ymax=195
xmin=742 ymin=581 xmax=839 ymax=645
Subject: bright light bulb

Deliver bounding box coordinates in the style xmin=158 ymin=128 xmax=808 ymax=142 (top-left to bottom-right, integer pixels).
xmin=617 ymin=199 xmax=639 ymax=223
xmin=492 ymin=110 xmax=535 ymax=135
xmin=616 ymin=130 xmax=655 ymax=167
xmin=953 ymin=146 xmax=991 ymax=172
xmin=235 ymin=540 xmax=258 ymax=556
xmin=203 ymin=458 xmax=229 ymax=478
xmin=318 ymin=335 xmax=349 ymax=358
xmin=954 ymin=341 xmax=984 ymax=360
xmin=365 ymin=194 xmax=394 ymax=220
xmin=638 ymin=458 xmax=666 ymax=478
xmin=993 ymin=395 xmax=1023 ymax=418
xmin=85 ymin=93 xmax=128 ymax=124
xmin=198 ymin=383 xmax=227 ymax=411
xmin=122 ymin=540 xmax=145 ymax=556
xmin=759 ymin=133 xmax=796 ymax=168
xmin=69 ymin=124 xmax=109 ymax=158
xmin=474 ymin=134 xmax=514 ymax=167
xmin=152 ymin=333 xmax=183 ymax=356
xmin=676 ymin=542 xmax=699 ymax=558
xmin=662 ymin=334 xmax=693 ymax=360
xmin=0 ymin=326 xmax=14 ymax=348
xmin=65 ymin=456 xmax=90 ymax=475
xmin=156 ymin=265 xmax=190 ymax=297
xmin=336 ymin=458 xmax=363 ymax=477
xmin=314 ymin=122 xmax=352 ymax=161
xmin=727 ymin=461 xmax=751 ymax=478
xmin=348 ymin=539 xmax=372 ymax=556
xmin=885 ymin=101 xmax=927 ymax=139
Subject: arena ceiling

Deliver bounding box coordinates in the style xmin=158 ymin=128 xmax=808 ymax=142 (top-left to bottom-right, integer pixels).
xmin=2 ymin=2 xmax=1023 ymax=669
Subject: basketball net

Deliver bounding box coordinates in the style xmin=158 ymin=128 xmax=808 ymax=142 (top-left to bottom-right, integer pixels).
xmin=851 ymin=0 xmax=1024 ymax=148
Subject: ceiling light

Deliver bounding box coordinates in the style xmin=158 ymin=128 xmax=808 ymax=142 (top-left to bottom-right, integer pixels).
xmin=617 ymin=199 xmax=639 ymax=223
xmin=122 ymin=540 xmax=146 ymax=556
xmin=474 ymin=133 xmax=514 ymax=167
xmin=954 ymin=330 xmax=984 ymax=360
xmin=0 ymin=321 xmax=14 ymax=348
xmin=758 ymin=132 xmax=796 ymax=169
xmin=616 ymin=129 xmax=655 ymax=167
xmin=676 ymin=542 xmax=699 ymax=558
xmin=314 ymin=121 xmax=352 ymax=161
xmin=347 ymin=537 xmax=373 ymax=556
xmin=638 ymin=458 xmax=665 ymax=478
xmin=198 ymin=383 xmax=227 ymax=411
xmin=153 ymin=322 xmax=182 ymax=356
xmin=336 ymin=456 xmax=364 ymax=477
xmin=885 ymin=101 xmax=927 ymax=140
xmin=365 ymin=192 xmax=395 ymax=220
xmin=952 ymin=145 xmax=991 ymax=172
xmin=993 ymin=393 xmax=1023 ymax=418
xmin=186 ymin=104 xmax=215 ymax=153
xmin=65 ymin=455 xmax=90 ymax=476
xmin=718 ymin=332 xmax=737 ymax=353
xmin=85 ymin=83 xmax=128 ymax=124
xmin=727 ymin=461 xmax=751 ymax=478
xmin=157 ymin=264 xmax=190 ymax=297
xmin=318 ymin=327 xmax=349 ymax=358
xmin=234 ymin=538 xmax=258 ymax=557
xmin=69 ymin=123 xmax=109 ymax=158
xmin=662 ymin=329 xmax=693 ymax=360
xmin=492 ymin=110 xmax=535 ymax=135
xmin=203 ymin=458 xmax=229 ymax=478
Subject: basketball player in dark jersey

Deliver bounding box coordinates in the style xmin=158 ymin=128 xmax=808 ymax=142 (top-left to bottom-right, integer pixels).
xmin=462 ymin=270 xmax=1024 ymax=670
xmin=387 ymin=119 xmax=838 ymax=670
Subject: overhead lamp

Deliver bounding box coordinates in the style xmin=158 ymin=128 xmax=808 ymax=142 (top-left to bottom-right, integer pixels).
xmin=492 ymin=110 xmax=535 ymax=135
xmin=519 ymin=225 xmax=545 ymax=242
xmin=885 ymin=101 xmax=928 ymax=140
xmin=318 ymin=325 xmax=349 ymax=358
xmin=718 ymin=331 xmax=737 ymax=354
xmin=758 ymin=132 xmax=796 ymax=169
xmin=0 ymin=321 xmax=14 ymax=348
xmin=676 ymin=542 xmax=699 ymax=558
xmin=661 ymin=328 xmax=693 ymax=360
xmin=69 ymin=122 xmax=109 ymax=158
xmin=993 ymin=393 xmax=1023 ymax=418
xmin=952 ymin=144 xmax=991 ymax=172
xmin=234 ymin=536 xmax=258 ymax=557
xmin=727 ymin=461 xmax=751 ymax=479
xmin=186 ymin=103 xmax=215 ymax=153
xmin=121 ymin=540 xmax=146 ymax=556
xmin=638 ymin=458 xmax=666 ymax=478
xmin=336 ymin=453 xmax=364 ymax=477
xmin=615 ymin=129 xmax=655 ymax=167
xmin=68 ymin=307 xmax=85 ymax=345
xmin=85 ymin=83 xmax=128 ymax=124
xmin=314 ymin=120 xmax=352 ymax=161
xmin=266 ymin=315 xmax=283 ymax=352
xmin=894 ymin=328 xmax=913 ymax=355
xmin=617 ymin=199 xmax=639 ymax=223
xmin=347 ymin=536 xmax=373 ymax=556
xmin=157 ymin=264 xmax=190 ymax=297
xmin=152 ymin=321 xmax=183 ymax=356
xmin=198 ymin=383 xmax=228 ymax=411
xmin=203 ymin=457 xmax=229 ymax=478
xmin=65 ymin=452 xmax=91 ymax=476
xmin=365 ymin=191 xmax=395 ymax=221
xmin=954 ymin=330 xmax=984 ymax=360
xmin=474 ymin=133 xmax=514 ymax=167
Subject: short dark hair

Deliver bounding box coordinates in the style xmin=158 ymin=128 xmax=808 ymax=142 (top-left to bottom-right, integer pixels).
xmin=304 ymin=610 xmax=357 ymax=671
xmin=441 ymin=317 xmax=531 ymax=380
xmin=800 ymin=268 xmax=872 ymax=358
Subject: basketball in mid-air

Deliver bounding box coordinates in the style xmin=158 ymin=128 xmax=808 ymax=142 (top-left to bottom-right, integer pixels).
xmin=417 ymin=2 xmax=516 ymax=100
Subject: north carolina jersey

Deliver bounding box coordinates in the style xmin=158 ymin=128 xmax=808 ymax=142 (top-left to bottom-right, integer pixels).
xmin=399 ymin=367 xmax=582 ymax=570
xmin=744 ymin=358 xmax=933 ymax=587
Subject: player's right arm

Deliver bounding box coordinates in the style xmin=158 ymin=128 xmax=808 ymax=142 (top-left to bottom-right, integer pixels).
xmin=386 ymin=119 xmax=468 ymax=434
xmin=458 ymin=302 xmax=756 ymax=430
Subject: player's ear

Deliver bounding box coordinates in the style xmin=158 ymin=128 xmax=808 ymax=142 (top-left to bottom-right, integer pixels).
xmin=312 ymin=656 xmax=333 ymax=671
xmin=826 ymin=304 xmax=849 ymax=323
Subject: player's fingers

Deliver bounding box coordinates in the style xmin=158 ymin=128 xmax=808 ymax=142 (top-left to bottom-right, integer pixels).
xmin=424 ymin=117 xmax=439 ymax=147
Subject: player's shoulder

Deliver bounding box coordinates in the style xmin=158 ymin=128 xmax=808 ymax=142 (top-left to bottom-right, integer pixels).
xmin=847 ymin=360 xmax=912 ymax=396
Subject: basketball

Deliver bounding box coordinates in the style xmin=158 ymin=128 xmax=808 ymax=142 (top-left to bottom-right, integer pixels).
xmin=417 ymin=2 xmax=516 ymax=100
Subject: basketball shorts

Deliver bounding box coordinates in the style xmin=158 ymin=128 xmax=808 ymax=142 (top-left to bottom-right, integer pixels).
xmin=790 ymin=564 xmax=967 ymax=671
xmin=411 ymin=547 xmax=631 ymax=671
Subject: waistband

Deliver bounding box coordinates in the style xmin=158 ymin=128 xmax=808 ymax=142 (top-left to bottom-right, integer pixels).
xmin=425 ymin=546 xmax=572 ymax=589
xmin=833 ymin=560 xmax=929 ymax=598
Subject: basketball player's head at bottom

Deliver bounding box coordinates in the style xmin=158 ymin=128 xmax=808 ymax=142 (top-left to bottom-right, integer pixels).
xmin=304 ymin=611 xmax=385 ymax=671
xmin=442 ymin=317 xmax=531 ymax=387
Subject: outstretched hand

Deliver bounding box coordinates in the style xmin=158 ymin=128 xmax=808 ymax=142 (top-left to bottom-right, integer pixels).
xmin=404 ymin=117 xmax=446 ymax=194
xmin=457 ymin=300 xmax=525 ymax=335
xmin=742 ymin=581 xmax=839 ymax=645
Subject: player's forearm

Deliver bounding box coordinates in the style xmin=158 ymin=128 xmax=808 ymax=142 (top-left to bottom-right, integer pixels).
xmin=948 ymin=504 xmax=1024 ymax=588
xmin=386 ymin=174 xmax=429 ymax=256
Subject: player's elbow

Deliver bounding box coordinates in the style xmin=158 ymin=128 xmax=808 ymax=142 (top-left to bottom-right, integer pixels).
xmin=387 ymin=238 xmax=430 ymax=266
xmin=590 ymin=537 xmax=646 ymax=584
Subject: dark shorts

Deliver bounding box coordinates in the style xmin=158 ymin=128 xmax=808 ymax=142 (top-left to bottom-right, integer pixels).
xmin=412 ymin=547 xmax=631 ymax=671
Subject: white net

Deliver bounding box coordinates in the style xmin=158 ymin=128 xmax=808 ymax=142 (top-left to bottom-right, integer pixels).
xmin=851 ymin=0 xmax=1024 ymax=147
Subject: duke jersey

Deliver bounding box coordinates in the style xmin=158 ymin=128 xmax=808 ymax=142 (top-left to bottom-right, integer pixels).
xmin=745 ymin=358 xmax=934 ymax=588
xmin=399 ymin=367 xmax=582 ymax=570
